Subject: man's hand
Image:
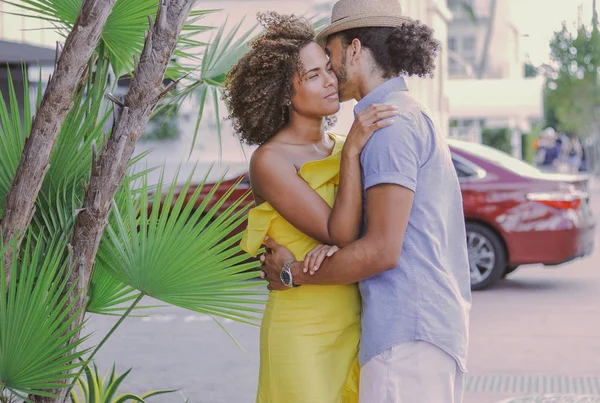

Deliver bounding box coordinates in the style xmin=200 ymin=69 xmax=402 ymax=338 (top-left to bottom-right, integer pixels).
xmin=259 ymin=237 xmax=296 ymax=291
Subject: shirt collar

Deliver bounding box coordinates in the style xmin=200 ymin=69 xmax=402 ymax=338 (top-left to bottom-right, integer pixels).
xmin=354 ymin=77 xmax=409 ymax=115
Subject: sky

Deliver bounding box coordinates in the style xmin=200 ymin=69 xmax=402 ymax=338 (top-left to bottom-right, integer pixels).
xmin=512 ymin=0 xmax=596 ymax=65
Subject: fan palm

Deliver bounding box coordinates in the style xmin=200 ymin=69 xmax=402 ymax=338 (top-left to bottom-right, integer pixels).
xmin=1 ymin=0 xmax=266 ymax=400
xmin=0 ymin=234 xmax=89 ymax=399
xmin=69 ymin=362 xmax=176 ymax=403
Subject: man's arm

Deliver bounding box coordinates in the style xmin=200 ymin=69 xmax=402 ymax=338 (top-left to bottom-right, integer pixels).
xmin=260 ymin=183 xmax=414 ymax=289
xmin=294 ymin=183 xmax=414 ymax=284
xmin=260 ymin=115 xmax=423 ymax=289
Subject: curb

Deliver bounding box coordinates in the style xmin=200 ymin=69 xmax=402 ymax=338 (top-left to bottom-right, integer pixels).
xmin=498 ymin=395 xmax=600 ymax=403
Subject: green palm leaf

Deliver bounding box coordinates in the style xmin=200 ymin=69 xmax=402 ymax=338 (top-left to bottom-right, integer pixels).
xmin=85 ymin=264 xmax=141 ymax=316
xmin=69 ymin=361 xmax=176 ymax=403
xmin=0 ymin=58 xmax=149 ymax=317
xmin=0 ymin=66 xmax=39 ymax=219
xmin=159 ymin=19 xmax=260 ymax=155
xmin=96 ymin=168 xmax=265 ymax=325
xmin=0 ymin=234 xmax=90 ymax=398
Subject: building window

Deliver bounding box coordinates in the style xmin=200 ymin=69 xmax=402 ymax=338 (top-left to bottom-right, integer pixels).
xmin=448 ymin=36 xmax=457 ymax=51
xmin=463 ymin=36 xmax=476 ymax=52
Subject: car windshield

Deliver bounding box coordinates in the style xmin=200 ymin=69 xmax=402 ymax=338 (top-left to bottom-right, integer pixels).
xmin=449 ymin=140 xmax=543 ymax=177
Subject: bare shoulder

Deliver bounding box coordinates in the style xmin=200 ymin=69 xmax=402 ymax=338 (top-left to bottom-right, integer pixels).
xmin=249 ymin=141 xmax=296 ymax=192
xmin=250 ymin=142 xmax=288 ymax=176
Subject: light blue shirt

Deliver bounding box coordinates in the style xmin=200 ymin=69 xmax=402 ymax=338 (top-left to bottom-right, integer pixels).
xmin=357 ymin=77 xmax=471 ymax=371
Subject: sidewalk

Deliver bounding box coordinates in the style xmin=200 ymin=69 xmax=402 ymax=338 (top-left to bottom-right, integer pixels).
xmin=591 ymin=174 xmax=600 ymax=194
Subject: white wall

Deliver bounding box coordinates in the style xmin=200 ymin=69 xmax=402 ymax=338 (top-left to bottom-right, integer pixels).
xmin=0 ymin=2 xmax=61 ymax=46
xmin=448 ymin=0 xmax=523 ymax=79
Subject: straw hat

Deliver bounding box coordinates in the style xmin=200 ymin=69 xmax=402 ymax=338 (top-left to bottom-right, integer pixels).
xmin=316 ymin=0 xmax=415 ymax=47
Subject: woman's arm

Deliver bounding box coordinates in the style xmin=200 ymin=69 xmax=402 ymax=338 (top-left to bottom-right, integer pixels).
xmin=251 ymin=104 xmax=398 ymax=247
xmin=250 ymin=146 xmax=336 ymax=245
xmin=327 ymin=148 xmax=363 ymax=247
xmin=327 ymin=104 xmax=398 ymax=247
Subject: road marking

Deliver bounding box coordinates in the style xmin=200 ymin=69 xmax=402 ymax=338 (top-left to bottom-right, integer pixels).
xmin=141 ymin=314 xmax=176 ymax=322
xmin=184 ymin=315 xmax=212 ymax=322
xmin=140 ymin=314 xmax=235 ymax=324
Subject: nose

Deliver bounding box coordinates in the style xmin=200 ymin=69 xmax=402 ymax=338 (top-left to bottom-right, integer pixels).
xmin=324 ymin=71 xmax=336 ymax=88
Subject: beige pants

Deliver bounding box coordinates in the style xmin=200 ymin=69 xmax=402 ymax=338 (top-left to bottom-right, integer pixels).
xmin=359 ymin=341 xmax=465 ymax=403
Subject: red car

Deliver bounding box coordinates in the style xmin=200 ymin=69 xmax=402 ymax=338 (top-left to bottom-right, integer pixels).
xmin=450 ymin=140 xmax=594 ymax=289
xmin=180 ymin=140 xmax=596 ymax=290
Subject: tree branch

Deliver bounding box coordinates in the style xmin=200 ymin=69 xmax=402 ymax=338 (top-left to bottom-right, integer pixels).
xmin=51 ymin=1 xmax=196 ymax=401
xmin=1 ymin=0 xmax=117 ymax=287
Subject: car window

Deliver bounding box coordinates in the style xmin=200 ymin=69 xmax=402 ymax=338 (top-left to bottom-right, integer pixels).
xmin=452 ymin=158 xmax=477 ymax=178
xmin=449 ymin=140 xmax=542 ymax=178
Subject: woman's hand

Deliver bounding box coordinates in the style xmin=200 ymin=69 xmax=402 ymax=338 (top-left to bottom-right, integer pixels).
xmin=303 ymin=244 xmax=340 ymax=275
xmin=345 ymin=104 xmax=399 ymax=156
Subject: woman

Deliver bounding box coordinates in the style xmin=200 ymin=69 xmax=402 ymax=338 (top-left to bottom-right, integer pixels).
xmin=225 ymin=12 xmax=396 ymax=403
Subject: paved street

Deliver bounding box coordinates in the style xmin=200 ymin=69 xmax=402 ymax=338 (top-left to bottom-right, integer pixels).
xmin=84 ymin=179 xmax=600 ymax=403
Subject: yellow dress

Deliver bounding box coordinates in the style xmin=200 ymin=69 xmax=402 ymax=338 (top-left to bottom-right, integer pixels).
xmin=241 ymin=133 xmax=361 ymax=403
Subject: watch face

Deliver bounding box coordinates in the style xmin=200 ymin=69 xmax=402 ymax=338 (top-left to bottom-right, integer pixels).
xmin=280 ymin=270 xmax=292 ymax=286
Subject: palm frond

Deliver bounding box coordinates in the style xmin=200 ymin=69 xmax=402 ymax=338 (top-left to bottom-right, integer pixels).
xmin=96 ymin=167 xmax=265 ymax=325
xmin=86 ymin=265 xmax=141 ymax=316
xmin=29 ymin=53 xmax=112 ymax=246
xmin=69 ymin=361 xmax=176 ymax=403
xmin=158 ymin=19 xmax=260 ymax=154
xmin=0 ymin=234 xmax=90 ymax=398
xmin=0 ymin=65 xmax=38 ymax=219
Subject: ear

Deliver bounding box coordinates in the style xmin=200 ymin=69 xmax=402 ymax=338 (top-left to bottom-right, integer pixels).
xmin=350 ymin=38 xmax=362 ymax=64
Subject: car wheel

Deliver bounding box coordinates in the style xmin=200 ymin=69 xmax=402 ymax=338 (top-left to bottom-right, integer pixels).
xmin=466 ymin=222 xmax=507 ymax=290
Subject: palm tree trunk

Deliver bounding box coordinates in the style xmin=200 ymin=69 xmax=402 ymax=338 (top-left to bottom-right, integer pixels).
xmin=48 ymin=1 xmax=196 ymax=401
xmin=477 ymin=0 xmax=497 ymax=79
xmin=1 ymin=0 xmax=117 ymax=286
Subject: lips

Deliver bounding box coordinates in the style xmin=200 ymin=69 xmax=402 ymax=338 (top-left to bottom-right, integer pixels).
xmin=325 ymin=92 xmax=339 ymax=100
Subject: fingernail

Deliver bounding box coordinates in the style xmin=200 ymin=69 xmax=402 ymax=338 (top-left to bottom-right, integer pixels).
xmin=313 ymin=266 xmax=318 ymax=271
xmin=265 ymin=236 xmax=270 ymax=241
xmin=303 ymin=268 xmax=308 ymax=273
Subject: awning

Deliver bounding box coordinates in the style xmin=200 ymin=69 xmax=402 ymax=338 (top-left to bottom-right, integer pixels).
xmin=447 ymin=77 xmax=545 ymax=120
xmin=0 ymin=40 xmax=55 ymax=64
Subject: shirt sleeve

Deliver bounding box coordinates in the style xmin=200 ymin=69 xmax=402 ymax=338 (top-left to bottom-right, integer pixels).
xmin=360 ymin=115 xmax=426 ymax=193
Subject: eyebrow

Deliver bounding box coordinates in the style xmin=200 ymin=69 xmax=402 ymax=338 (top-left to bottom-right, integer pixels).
xmin=303 ymin=61 xmax=331 ymax=76
xmin=304 ymin=67 xmax=321 ymax=75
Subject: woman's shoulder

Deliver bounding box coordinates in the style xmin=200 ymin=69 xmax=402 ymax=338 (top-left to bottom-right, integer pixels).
xmin=249 ymin=141 xmax=289 ymax=175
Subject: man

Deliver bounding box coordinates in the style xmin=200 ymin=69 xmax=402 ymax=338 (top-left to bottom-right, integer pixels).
xmin=260 ymin=0 xmax=471 ymax=401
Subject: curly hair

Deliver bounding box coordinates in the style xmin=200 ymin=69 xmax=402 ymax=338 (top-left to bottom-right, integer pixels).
xmin=337 ymin=23 xmax=440 ymax=79
xmin=224 ymin=12 xmax=315 ymax=146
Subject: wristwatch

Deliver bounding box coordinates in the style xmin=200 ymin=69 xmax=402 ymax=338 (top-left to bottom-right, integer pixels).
xmin=280 ymin=259 xmax=298 ymax=288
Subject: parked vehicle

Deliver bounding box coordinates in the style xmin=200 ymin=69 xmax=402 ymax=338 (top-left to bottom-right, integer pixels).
xmin=168 ymin=140 xmax=595 ymax=290
xmin=450 ymin=140 xmax=595 ymax=290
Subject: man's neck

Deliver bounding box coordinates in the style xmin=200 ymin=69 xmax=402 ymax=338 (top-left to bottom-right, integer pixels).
xmin=355 ymin=74 xmax=400 ymax=102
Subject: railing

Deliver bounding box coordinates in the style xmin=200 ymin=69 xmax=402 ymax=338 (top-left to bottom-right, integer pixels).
xmin=449 ymin=127 xmax=482 ymax=143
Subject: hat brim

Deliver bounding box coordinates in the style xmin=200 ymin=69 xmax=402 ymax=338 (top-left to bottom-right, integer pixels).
xmin=316 ymin=15 xmax=415 ymax=47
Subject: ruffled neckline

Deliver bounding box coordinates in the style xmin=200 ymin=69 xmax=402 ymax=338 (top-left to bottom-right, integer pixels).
xmin=240 ymin=132 xmax=345 ymax=256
